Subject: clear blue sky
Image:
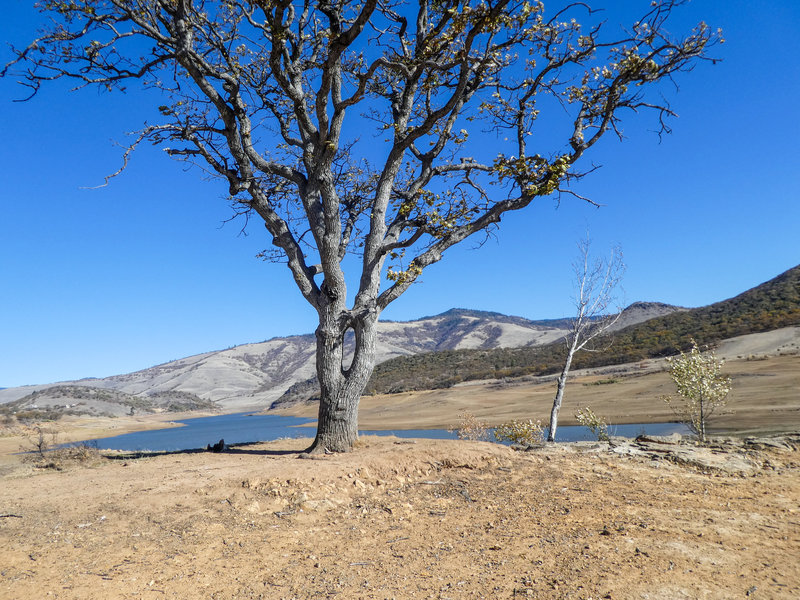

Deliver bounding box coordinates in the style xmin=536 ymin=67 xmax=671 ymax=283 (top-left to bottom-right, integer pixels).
xmin=1 ymin=1 xmax=798 ymax=388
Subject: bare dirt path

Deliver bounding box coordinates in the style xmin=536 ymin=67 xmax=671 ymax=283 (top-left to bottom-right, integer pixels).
xmin=2 ymin=437 xmax=798 ymax=599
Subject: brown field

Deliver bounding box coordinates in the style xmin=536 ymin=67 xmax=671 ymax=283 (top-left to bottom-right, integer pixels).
xmin=1 ymin=353 xmax=798 ymax=599
xmin=280 ymin=353 xmax=800 ymax=436
xmin=2 ymin=436 xmax=799 ymax=599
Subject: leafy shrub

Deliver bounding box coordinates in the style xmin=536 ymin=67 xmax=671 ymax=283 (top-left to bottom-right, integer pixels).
xmin=662 ymin=340 xmax=731 ymax=443
xmin=493 ymin=419 xmax=545 ymax=446
xmin=575 ymin=407 xmax=610 ymax=441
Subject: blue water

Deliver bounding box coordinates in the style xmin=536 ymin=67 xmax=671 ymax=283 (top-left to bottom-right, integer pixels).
xmin=70 ymin=412 xmax=690 ymax=452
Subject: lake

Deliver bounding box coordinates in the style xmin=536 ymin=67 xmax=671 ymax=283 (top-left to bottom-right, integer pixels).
xmin=71 ymin=412 xmax=691 ymax=452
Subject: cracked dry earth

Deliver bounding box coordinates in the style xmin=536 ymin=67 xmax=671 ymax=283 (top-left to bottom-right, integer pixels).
xmin=1 ymin=437 xmax=799 ymax=600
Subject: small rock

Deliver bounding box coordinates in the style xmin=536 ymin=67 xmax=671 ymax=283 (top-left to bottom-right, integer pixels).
xmin=635 ymin=433 xmax=683 ymax=445
xmin=300 ymin=499 xmax=336 ymax=511
xmin=207 ymin=438 xmax=225 ymax=453
xmin=745 ymin=437 xmax=793 ymax=452
xmin=669 ymin=448 xmax=760 ymax=476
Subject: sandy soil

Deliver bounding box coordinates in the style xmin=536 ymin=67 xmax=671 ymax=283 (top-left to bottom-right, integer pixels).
xmin=1 ymin=347 xmax=798 ymax=599
xmin=1 ymin=436 xmax=799 ymax=600
xmin=0 ymin=412 xmax=205 ymax=472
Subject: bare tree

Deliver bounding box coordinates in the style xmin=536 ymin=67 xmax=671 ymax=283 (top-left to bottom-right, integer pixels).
xmin=3 ymin=1 xmax=718 ymax=452
xmin=547 ymin=236 xmax=624 ymax=442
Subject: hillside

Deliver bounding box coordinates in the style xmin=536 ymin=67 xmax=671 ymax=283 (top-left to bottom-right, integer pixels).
xmin=1 ymin=265 xmax=795 ymax=416
xmin=364 ymin=264 xmax=800 ymax=394
xmin=0 ymin=309 xmax=579 ymax=415
xmin=0 ymin=385 xmax=217 ymax=421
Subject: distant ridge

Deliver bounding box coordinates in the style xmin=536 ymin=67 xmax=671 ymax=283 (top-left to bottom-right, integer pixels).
xmin=401 ymin=308 xmax=576 ymax=330
xmin=1 ymin=265 xmax=796 ymax=417
xmin=0 ymin=307 xmax=579 ymax=416
xmin=364 ymin=265 xmax=800 ymax=394
xmin=0 ymin=386 xmax=216 ymax=420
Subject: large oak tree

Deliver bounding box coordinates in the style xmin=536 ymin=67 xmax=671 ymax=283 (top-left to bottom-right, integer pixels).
xmin=4 ymin=0 xmax=719 ymax=451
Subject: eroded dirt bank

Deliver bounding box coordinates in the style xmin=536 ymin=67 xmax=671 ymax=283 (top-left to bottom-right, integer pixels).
xmin=2 ymin=436 xmax=799 ymax=599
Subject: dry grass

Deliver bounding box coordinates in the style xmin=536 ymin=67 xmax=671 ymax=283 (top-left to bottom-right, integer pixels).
xmin=276 ymin=354 xmax=800 ymax=436
xmin=20 ymin=426 xmax=103 ymax=470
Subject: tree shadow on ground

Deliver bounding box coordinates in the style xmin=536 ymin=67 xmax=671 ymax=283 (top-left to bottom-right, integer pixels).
xmin=102 ymin=440 xmax=303 ymax=460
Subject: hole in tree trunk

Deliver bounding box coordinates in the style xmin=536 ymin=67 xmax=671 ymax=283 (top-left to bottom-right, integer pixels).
xmin=341 ymin=327 xmax=356 ymax=372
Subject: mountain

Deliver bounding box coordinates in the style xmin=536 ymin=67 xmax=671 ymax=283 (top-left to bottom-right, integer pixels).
xmin=3 ymin=264 xmax=795 ymax=419
xmin=0 ymin=308 xmax=598 ymax=416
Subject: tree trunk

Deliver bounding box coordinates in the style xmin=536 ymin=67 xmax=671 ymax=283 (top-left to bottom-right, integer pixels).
xmin=547 ymin=349 xmax=575 ymax=442
xmin=698 ymin=392 xmax=706 ymax=444
xmin=307 ymin=310 xmax=378 ymax=453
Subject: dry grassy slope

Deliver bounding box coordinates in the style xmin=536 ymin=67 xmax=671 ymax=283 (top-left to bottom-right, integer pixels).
xmin=366 ymin=264 xmax=800 ymax=394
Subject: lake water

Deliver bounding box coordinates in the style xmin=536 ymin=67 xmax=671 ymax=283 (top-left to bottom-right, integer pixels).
xmin=72 ymin=412 xmax=691 ymax=452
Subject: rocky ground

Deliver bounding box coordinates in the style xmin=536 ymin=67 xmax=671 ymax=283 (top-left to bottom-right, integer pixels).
xmin=1 ymin=434 xmax=799 ymax=599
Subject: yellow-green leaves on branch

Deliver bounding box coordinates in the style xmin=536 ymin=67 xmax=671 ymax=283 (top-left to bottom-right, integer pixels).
xmin=493 ymin=154 xmax=571 ymax=196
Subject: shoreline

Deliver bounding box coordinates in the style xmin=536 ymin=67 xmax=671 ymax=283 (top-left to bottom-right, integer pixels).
xmin=0 ymin=411 xmax=211 ymax=469
xmin=2 ymin=353 xmax=798 ymax=465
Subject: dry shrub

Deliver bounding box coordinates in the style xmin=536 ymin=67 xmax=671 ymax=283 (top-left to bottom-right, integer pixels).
xmin=21 ymin=426 xmax=101 ymax=469
xmin=452 ymin=410 xmax=490 ymax=441
xmin=58 ymin=443 xmax=102 ymax=464
xmin=21 ymin=426 xmax=58 ymax=459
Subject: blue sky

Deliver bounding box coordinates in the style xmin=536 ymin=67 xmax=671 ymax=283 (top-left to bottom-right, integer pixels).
xmin=1 ymin=0 xmax=798 ymax=388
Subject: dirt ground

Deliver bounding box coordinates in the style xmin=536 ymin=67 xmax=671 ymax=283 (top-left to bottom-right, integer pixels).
xmin=1 ymin=352 xmax=798 ymax=599
xmin=2 ymin=435 xmax=799 ymax=600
